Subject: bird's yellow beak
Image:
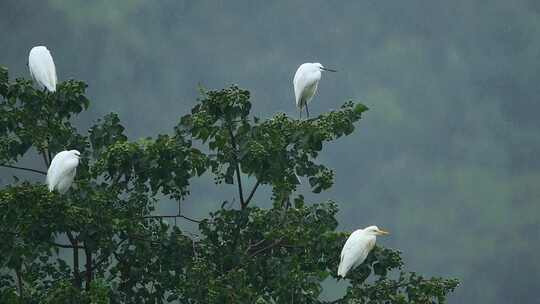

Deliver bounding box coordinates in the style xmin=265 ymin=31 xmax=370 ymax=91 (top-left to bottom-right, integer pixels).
xmin=377 ymin=229 xmax=390 ymax=235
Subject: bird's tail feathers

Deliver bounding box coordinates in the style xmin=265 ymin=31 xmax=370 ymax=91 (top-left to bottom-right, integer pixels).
xmin=46 ymin=176 xmax=54 ymax=192
xmin=45 ymin=84 xmax=56 ymax=93
xmin=337 ymin=263 xmax=348 ymax=278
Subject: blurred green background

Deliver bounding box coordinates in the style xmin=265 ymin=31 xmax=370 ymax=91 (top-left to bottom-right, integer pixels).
xmin=1 ymin=1 xmax=539 ymax=302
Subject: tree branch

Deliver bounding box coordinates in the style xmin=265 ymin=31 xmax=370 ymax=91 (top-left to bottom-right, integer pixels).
xmin=47 ymin=149 xmax=52 ymax=168
xmin=141 ymin=214 xmax=202 ymax=224
xmin=0 ymin=164 xmax=47 ymax=175
xmin=244 ymin=180 xmax=260 ymax=207
xmin=227 ymin=237 xmax=284 ymax=274
xmin=128 ymin=234 xmax=163 ymax=245
xmin=249 ymin=238 xmax=283 ymax=257
xmin=84 ymin=245 xmax=92 ymax=290
xmin=227 ymin=126 xmax=245 ymax=208
xmin=40 ymin=150 xmax=50 ymax=168
xmin=49 ymin=241 xmax=83 ymax=249
xmin=235 ymin=165 xmax=245 ymax=207
xmin=15 ymin=267 xmax=23 ymax=300
xmin=1 ymin=231 xmax=83 ymax=249
xmin=245 ymin=238 xmax=302 ymax=257
xmin=322 ymin=298 xmax=346 ymax=304
xmin=66 ymin=231 xmax=82 ymax=289
xmin=88 ymin=238 xmax=128 ymax=272
xmin=244 ymin=238 xmax=267 ymax=255
xmin=181 ymin=214 xmax=203 ymax=223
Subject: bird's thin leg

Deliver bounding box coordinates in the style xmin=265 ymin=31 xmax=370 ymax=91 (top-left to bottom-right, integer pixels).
xmin=298 ymin=106 xmax=302 ymax=120
xmin=305 ymin=104 xmax=310 ymax=119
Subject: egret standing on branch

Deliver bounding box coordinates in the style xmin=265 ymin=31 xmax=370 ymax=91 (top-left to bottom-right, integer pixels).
xmin=293 ymin=62 xmax=336 ymax=119
xmin=46 ymin=150 xmax=81 ymax=194
xmin=337 ymin=225 xmax=389 ymax=278
xmin=28 ymin=46 xmax=57 ymax=93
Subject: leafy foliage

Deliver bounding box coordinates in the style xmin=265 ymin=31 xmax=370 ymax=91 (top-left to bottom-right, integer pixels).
xmin=0 ymin=66 xmax=458 ymax=303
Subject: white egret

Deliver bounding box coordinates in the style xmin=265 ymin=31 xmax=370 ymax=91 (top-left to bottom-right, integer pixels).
xmin=293 ymin=62 xmax=336 ymax=118
xmin=337 ymin=225 xmax=389 ymax=278
xmin=46 ymin=150 xmax=81 ymax=194
xmin=28 ymin=46 xmax=57 ymax=92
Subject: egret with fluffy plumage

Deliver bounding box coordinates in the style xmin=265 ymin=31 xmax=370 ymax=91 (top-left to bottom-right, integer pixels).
xmin=337 ymin=225 xmax=389 ymax=278
xmin=46 ymin=150 xmax=81 ymax=194
xmin=293 ymin=62 xmax=336 ymax=119
xmin=28 ymin=46 xmax=57 ymax=92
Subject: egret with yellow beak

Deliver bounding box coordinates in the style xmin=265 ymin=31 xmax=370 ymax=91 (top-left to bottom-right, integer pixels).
xmin=337 ymin=225 xmax=389 ymax=278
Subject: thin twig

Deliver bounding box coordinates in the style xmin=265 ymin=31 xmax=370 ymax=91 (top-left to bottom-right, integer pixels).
xmin=228 ymin=126 xmax=245 ymax=208
xmin=15 ymin=267 xmax=23 ymax=300
xmin=180 ymin=214 xmax=202 ymax=224
xmin=248 ymin=238 xmax=267 ymax=249
xmin=191 ymin=237 xmax=199 ymax=259
xmin=244 ymin=180 xmax=260 ymax=207
xmin=111 ymin=251 xmax=124 ymax=264
xmin=0 ymin=232 xmax=82 ymax=249
xmin=84 ymin=246 xmax=92 ymax=290
xmin=244 ymin=238 xmax=267 ymax=255
xmin=128 ymin=234 xmax=163 ymax=245
xmin=89 ymin=238 xmax=128 ymax=272
xmin=249 ymin=238 xmax=283 ymax=257
xmin=0 ymin=164 xmax=47 ymax=175
xmin=142 ymin=214 xmax=203 ymax=224
xmin=49 ymin=241 xmax=83 ymax=249
xmin=226 ymin=238 xmax=284 ymax=274
xmin=40 ymin=150 xmax=50 ymax=168
xmin=323 ymin=299 xmax=344 ymax=304
xmin=66 ymin=231 xmax=82 ymax=289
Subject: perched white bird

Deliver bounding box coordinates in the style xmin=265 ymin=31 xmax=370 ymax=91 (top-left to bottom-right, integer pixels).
xmin=28 ymin=46 xmax=57 ymax=92
xmin=293 ymin=62 xmax=336 ymax=118
xmin=337 ymin=225 xmax=389 ymax=278
xmin=46 ymin=150 xmax=81 ymax=194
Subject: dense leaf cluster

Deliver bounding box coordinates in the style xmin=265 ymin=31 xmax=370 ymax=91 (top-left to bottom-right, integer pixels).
xmin=0 ymin=66 xmax=458 ymax=303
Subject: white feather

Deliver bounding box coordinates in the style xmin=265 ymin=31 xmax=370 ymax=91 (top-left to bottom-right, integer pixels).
xmin=338 ymin=226 xmax=387 ymax=278
xmin=46 ymin=150 xmax=80 ymax=194
xmin=28 ymin=46 xmax=57 ymax=92
xmin=293 ymin=63 xmax=322 ymax=110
